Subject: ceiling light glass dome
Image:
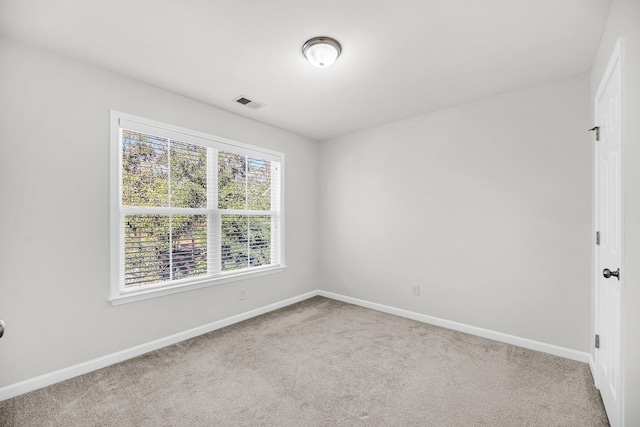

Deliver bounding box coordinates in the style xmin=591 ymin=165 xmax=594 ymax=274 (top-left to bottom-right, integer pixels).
xmin=302 ymin=37 xmax=342 ymax=68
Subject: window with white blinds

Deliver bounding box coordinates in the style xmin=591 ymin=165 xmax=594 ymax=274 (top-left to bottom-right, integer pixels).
xmin=110 ymin=111 xmax=284 ymax=304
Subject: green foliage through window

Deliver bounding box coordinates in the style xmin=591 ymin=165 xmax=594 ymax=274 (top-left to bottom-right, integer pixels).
xmin=218 ymin=151 xmax=271 ymax=210
xmin=119 ymin=128 xmax=280 ymax=291
xmin=221 ymin=215 xmax=271 ymax=271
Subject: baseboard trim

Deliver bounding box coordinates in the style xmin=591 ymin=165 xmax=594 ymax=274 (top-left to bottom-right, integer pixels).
xmin=318 ymin=290 xmax=589 ymax=363
xmin=0 ymin=290 xmax=319 ymax=401
xmin=589 ymin=354 xmax=598 ymax=385
xmin=1 ymin=289 xmax=590 ymax=401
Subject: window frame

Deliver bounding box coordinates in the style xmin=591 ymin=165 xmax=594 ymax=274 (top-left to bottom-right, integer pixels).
xmin=110 ymin=110 xmax=285 ymax=305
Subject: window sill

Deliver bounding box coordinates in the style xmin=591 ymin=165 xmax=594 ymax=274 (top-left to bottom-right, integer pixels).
xmin=109 ymin=265 xmax=287 ymax=306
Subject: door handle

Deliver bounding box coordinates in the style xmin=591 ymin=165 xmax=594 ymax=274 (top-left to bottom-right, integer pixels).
xmin=0 ymin=320 xmax=4 ymax=338
xmin=603 ymin=268 xmax=620 ymax=280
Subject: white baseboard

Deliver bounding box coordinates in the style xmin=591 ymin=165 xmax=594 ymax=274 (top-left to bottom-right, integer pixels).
xmin=318 ymin=290 xmax=589 ymax=363
xmin=0 ymin=291 xmax=319 ymax=401
xmin=1 ymin=289 xmax=590 ymax=401
xmin=589 ymin=354 xmax=598 ymax=385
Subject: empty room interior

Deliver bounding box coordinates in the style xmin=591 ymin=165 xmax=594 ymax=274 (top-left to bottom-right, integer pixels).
xmin=1 ymin=0 xmax=639 ymax=425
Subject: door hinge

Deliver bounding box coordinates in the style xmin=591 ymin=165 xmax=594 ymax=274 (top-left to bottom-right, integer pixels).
xmin=595 ymin=334 xmax=600 ymax=349
xmin=589 ymin=126 xmax=600 ymax=141
xmin=596 ymin=231 xmax=600 ymax=245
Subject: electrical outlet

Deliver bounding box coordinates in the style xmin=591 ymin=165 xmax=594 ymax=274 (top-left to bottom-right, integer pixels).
xmin=240 ymin=289 xmax=246 ymax=300
xmin=411 ymin=284 xmax=420 ymax=296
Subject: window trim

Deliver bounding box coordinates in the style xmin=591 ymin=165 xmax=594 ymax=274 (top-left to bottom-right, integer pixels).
xmin=109 ymin=110 xmax=286 ymax=305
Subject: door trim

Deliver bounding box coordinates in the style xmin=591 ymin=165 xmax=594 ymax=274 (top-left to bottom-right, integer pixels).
xmin=594 ymin=37 xmax=624 ymax=427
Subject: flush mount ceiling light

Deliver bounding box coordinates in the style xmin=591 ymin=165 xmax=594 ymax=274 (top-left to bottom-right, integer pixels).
xmin=302 ymin=37 xmax=342 ymax=68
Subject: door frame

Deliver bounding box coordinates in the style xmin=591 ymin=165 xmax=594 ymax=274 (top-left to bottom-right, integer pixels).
xmin=593 ymin=37 xmax=624 ymax=426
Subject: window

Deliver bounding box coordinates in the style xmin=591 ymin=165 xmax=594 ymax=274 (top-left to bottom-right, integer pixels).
xmin=110 ymin=111 xmax=284 ymax=304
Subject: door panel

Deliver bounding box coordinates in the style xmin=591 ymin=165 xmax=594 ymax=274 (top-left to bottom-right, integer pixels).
xmin=595 ymin=39 xmax=622 ymax=427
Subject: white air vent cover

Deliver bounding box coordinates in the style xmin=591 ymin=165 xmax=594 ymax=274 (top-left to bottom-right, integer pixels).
xmin=233 ymin=96 xmax=263 ymax=110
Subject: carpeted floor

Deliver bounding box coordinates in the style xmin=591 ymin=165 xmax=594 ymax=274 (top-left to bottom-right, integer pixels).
xmin=0 ymin=296 xmax=609 ymax=426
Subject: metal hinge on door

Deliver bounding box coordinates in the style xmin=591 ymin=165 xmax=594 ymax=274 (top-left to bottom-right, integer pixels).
xmin=595 ymin=334 xmax=600 ymax=349
xmin=589 ymin=126 xmax=600 ymax=141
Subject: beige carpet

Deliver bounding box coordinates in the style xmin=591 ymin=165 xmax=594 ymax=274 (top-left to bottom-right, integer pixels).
xmin=0 ymin=296 xmax=608 ymax=426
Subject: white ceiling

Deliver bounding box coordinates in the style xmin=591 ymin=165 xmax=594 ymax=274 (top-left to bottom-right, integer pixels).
xmin=0 ymin=0 xmax=611 ymax=140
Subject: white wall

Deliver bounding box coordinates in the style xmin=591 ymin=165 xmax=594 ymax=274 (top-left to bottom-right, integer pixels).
xmin=319 ymin=74 xmax=592 ymax=351
xmin=590 ymin=0 xmax=640 ymax=425
xmin=0 ymin=37 xmax=319 ymax=387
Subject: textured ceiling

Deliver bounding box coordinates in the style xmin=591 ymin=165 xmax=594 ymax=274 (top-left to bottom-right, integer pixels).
xmin=0 ymin=0 xmax=612 ymax=140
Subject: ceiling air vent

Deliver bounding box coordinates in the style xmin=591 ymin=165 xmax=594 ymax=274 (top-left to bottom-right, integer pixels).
xmin=233 ymin=96 xmax=263 ymax=110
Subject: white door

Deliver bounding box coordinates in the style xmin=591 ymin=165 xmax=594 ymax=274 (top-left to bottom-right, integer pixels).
xmin=595 ymin=39 xmax=623 ymax=427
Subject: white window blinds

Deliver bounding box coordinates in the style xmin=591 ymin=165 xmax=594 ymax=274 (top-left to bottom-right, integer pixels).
xmin=110 ymin=111 xmax=284 ymax=303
